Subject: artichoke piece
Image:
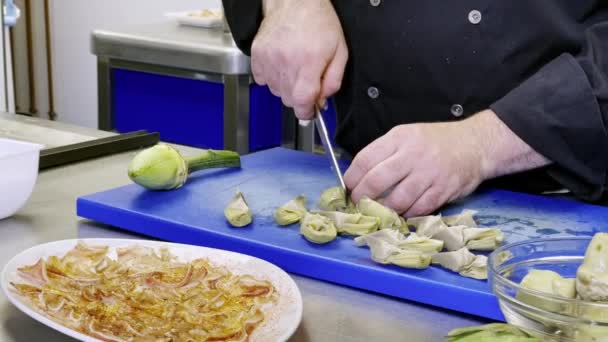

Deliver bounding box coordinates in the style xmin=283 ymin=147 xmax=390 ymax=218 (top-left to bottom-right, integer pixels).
xmin=357 ymin=196 xmax=406 ymax=232
xmin=577 ymin=233 xmax=608 ymax=301
xmin=299 ymin=213 xmax=338 ymax=244
xmin=354 ymin=229 xmax=407 ymax=247
xmin=432 ymin=247 xmax=488 ymax=280
xmin=386 ymin=251 xmax=432 ymax=269
xmin=463 ymin=227 xmax=504 ymax=251
xmin=575 ymin=307 xmax=608 ymax=342
xmin=318 ymin=186 xmax=357 ymax=213
xmin=442 ymin=209 xmax=478 ymax=227
xmin=274 ymin=195 xmax=307 ymax=226
xmin=224 ymin=191 xmax=253 ymax=227
xmin=433 ymin=225 xmax=466 ymax=251
xmin=316 ymin=211 xmax=380 ymax=236
xmin=517 ymin=270 xmax=576 ymax=313
xmin=459 ymin=255 xmax=488 ymax=280
xmin=128 ymin=143 xmax=240 ymax=190
xmin=447 ymin=323 xmax=539 ymax=342
xmin=398 ymin=233 xmax=444 ymax=254
xmin=407 ymin=214 xmax=447 ymax=238
xmin=364 ymin=235 xmax=431 ymax=269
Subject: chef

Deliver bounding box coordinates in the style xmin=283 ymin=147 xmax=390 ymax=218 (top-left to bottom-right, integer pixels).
xmin=222 ymin=1 xmax=608 ymax=216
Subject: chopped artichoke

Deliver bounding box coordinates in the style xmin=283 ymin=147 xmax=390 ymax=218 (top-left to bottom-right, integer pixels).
xmin=398 ymin=233 xmax=444 ymax=254
xmin=224 ymin=191 xmax=253 ymax=227
xmin=433 ymin=225 xmax=466 ymax=251
xmin=447 ymin=323 xmax=539 ymax=342
xmin=517 ymin=269 xmax=576 ymax=314
xmin=274 ymin=195 xmax=307 ymax=226
xmin=431 ymin=247 xmax=476 ymax=273
xmin=354 ymin=229 xmax=407 ymax=247
xmin=442 ymin=209 xmax=478 ymax=227
xmin=463 ymin=228 xmax=504 ymax=251
xmin=357 ymin=196 xmax=404 ymax=231
xmin=299 ymin=213 xmax=338 ymax=244
xmin=363 ymin=235 xmax=430 ymax=269
xmin=575 ymin=307 xmax=608 ymax=342
xmin=577 ymin=233 xmax=608 ymax=301
xmin=407 ymin=214 xmax=448 ymax=238
xmin=318 ymin=186 xmax=357 ymax=213
xmin=315 ymin=211 xmax=380 ymax=236
xmin=459 ymin=255 xmax=488 ymax=280
xmin=387 ymin=250 xmax=432 ymax=269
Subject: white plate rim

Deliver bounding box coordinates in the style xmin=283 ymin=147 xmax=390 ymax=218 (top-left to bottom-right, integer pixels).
xmin=1 ymin=238 xmax=303 ymax=342
xmin=164 ymin=9 xmax=223 ymax=28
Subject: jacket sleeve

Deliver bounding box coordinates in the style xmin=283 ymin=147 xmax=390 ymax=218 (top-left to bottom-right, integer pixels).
xmin=222 ymin=0 xmax=264 ymax=56
xmin=490 ymin=19 xmax=608 ymax=202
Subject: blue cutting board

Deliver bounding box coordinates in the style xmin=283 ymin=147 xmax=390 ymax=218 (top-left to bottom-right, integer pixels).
xmin=76 ymin=147 xmax=608 ymax=321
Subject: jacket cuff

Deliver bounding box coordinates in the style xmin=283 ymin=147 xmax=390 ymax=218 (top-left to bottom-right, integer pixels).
xmin=490 ymin=53 xmax=608 ymax=200
xmin=222 ymin=0 xmax=263 ymax=56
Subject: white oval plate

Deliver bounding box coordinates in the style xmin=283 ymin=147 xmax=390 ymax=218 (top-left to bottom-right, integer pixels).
xmin=165 ymin=9 xmax=223 ymax=28
xmin=1 ymin=239 xmax=303 ymax=342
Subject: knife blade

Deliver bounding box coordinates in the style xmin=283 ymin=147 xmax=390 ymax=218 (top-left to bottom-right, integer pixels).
xmin=313 ymin=106 xmax=350 ymax=200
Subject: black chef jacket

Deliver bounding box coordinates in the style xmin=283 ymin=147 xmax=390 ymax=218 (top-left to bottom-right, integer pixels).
xmin=222 ymin=1 xmax=608 ymax=203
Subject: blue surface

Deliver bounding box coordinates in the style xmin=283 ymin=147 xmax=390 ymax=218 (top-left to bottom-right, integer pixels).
xmin=113 ymin=68 xmax=282 ymax=151
xmin=76 ymin=148 xmax=608 ymax=321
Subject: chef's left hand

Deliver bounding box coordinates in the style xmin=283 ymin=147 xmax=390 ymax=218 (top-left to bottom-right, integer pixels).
xmin=344 ymin=110 xmax=551 ymax=217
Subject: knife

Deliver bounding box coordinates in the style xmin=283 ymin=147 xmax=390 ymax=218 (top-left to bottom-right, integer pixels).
xmin=312 ymin=105 xmax=350 ymax=201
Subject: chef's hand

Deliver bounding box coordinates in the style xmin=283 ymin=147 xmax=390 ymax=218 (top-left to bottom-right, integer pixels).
xmin=252 ymin=0 xmax=348 ymax=119
xmin=344 ymin=110 xmax=552 ymax=217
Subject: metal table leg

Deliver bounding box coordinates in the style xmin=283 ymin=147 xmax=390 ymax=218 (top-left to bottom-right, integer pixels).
xmin=223 ymin=74 xmax=250 ymax=155
xmin=97 ymin=57 xmax=113 ymax=131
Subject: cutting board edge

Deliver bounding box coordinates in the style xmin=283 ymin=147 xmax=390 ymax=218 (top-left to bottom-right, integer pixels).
xmin=76 ymin=197 xmax=505 ymax=321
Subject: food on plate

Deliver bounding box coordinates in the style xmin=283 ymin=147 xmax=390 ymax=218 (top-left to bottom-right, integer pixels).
xmin=299 ymin=212 xmax=338 ymax=244
xmin=442 ymin=209 xmax=478 ymax=227
xmin=128 ymin=143 xmax=240 ymax=190
xmin=357 ymin=196 xmax=409 ymax=233
xmin=274 ymin=195 xmax=307 ymax=226
xmin=318 ymin=186 xmax=357 ymax=213
xmin=447 ymin=323 xmax=539 ymax=341
xmin=432 ymin=247 xmax=488 ymax=280
xmin=577 ymin=233 xmax=608 ymax=301
xmin=315 ymin=211 xmax=380 ymax=236
xmin=10 ymin=242 xmax=277 ymax=342
xmin=187 ymin=9 xmax=221 ymax=18
xmin=224 ymin=191 xmax=253 ymax=227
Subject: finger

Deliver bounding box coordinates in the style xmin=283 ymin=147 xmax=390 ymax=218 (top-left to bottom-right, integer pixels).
xmin=250 ymin=41 xmax=267 ymax=86
xmin=344 ymin=134 xmax=397 ymax=192
xmin=405 ymin=186 xmax=445 ymax=217
xmin=291 ymin=62 xmax=325 ymax=120
xmin=320 ymin=42 xmax=348 ymax=99
xmin=380 ymin=172 xmax=433 ymax=215
xmin=350 ymin=154 xmax=411 ymax=203
xmin=279 ymin=70 xmax=294 ymax=107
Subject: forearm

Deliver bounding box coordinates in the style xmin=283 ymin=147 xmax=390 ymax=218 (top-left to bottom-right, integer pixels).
xmin=466 ymin=110 xmax=552 ymax=180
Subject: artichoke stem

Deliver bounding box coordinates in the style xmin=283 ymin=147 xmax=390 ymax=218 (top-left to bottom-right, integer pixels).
xmin=185 ymin=150 xmax=241 ymax=173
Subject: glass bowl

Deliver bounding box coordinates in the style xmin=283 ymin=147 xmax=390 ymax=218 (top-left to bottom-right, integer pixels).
xmin=488 ymin=236 xmax=608 ymax=341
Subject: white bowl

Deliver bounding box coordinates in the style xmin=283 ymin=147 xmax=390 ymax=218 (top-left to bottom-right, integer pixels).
xmin=0 ymin=138 xmax=43 ymax=220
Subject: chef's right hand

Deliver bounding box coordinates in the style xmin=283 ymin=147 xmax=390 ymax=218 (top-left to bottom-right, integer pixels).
xmin=253 ymin=0 xmax=348 ymax=120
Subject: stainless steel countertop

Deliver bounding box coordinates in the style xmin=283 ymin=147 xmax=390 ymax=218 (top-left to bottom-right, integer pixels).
xmin=0 ymin=117 xmax=488 ymax=342
xmin=91 ymin=21 xmax=251 ymax=75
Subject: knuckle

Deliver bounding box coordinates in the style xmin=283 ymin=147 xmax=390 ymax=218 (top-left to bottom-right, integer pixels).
xmin=292 ymin=84 xmax=317 ymax=106
xmin=366 ymin=177 xmax=385 ymax=196
xmin=324 ymin=78 xmax=342 ymax=95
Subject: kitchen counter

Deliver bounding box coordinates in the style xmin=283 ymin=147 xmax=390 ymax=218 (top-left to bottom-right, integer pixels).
xmin=0 ymin=119 xmax=487 ymax=341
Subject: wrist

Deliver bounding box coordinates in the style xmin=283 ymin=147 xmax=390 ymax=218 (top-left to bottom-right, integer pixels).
xmin=461 ymin=110 xmax=500 ymax=181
